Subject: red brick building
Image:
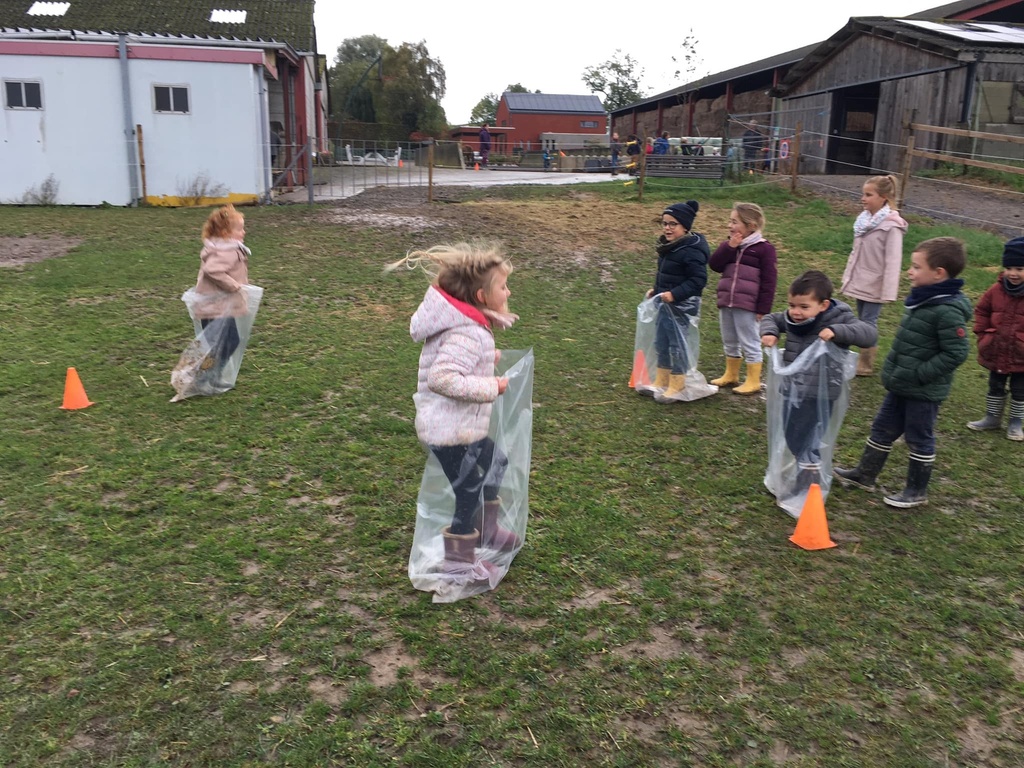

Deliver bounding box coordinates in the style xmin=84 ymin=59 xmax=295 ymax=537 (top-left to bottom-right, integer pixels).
xmin=495 ymin=92 xmax=606 ymax=150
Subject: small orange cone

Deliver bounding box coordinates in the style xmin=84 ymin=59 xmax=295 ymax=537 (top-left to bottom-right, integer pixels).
xmin=474 ymin=162 xmax=480 ymax=171
xmin=398 ymin=159 xmax=404 ymax=168
xmin=789 ymin=483 xmax=836 ymax=550
xmin=60 ymin=367 xmax=94 ymax=410
xmin=628 ymin=349 xmax=651 ymax=389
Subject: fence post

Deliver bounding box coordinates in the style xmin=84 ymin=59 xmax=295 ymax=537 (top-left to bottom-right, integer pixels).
xmin=307 ymin=138 xmax=314 ymax=206
xmin=790 ymin=122 xmax=801 ymax=194
xmin=427 ymin=140 xmax=434 ymax=203
xmin=897 ymin=109 xmax=916 ymax=212
xmin=638 ymin=137 xmax=647 ymax=201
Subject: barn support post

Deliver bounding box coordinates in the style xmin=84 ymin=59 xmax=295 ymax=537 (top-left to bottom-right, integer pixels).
xmin=306 ymin=137 xmax=314 ymax=206
xmin=135 ymin=124 xmax=147 ymax=201
xmin=427 ymin=140 xmax=435 ymax=203
xmin=897 ymin=109 xmax=916 ymax=212
xmin=118 ymin=34 xmax=140 ymax=207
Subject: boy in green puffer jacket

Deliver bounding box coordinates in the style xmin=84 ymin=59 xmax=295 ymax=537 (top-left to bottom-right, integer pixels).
xmin=834 ymin=237 xmax=972 ymax=508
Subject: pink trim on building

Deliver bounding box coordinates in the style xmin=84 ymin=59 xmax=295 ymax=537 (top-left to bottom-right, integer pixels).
xmin=0 ymin=39 xmax=264 ymax=64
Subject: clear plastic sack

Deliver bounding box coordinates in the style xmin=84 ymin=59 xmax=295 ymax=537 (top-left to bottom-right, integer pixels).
xmin=409 ymin=349 xmax=534 ymax=603
xmin=170 ymin=284 xmax=263 ymax=402
xmin=631 ymin=296 xmax=717 ymax=402
xmin=763 ymin=340 xmax=858 ymax=517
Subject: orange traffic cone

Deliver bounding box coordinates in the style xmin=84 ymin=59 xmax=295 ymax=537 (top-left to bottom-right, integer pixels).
xmin=789 ymin=483 xmax=836 ymax=550
xmin=628 ymin=349 xmax=651 ymax=389
xmin=398 ymin=159 xmax=404 ymax=168
xmin=60 ymin=367 xmax=94 ymax=410
xmin=474 ymin=162 xmax=480 ymax=171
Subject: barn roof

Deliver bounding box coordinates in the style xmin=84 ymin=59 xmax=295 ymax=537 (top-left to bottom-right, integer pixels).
xmin=0 ymin=0 xmax=316 ymax=51
xmin=776 ymin=17 xmax=1024 ymax=93
xmin=503 ymin=92 xmax=605 ymax=114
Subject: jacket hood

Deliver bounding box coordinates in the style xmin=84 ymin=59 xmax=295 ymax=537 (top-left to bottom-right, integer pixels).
xmin=877 ymin=212 xmax=908 ymax=233
xmin=410 ymin=285 xmax=490 ymax=342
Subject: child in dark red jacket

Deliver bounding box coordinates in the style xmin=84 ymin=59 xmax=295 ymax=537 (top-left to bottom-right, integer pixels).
xmin=709 ymin=202 xmax=778 ymax=395
xmin=967 ymin=236 xmax=1024 ymax=441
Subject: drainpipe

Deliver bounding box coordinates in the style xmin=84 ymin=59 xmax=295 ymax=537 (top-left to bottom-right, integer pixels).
xmin=257 ymin=67 xmax=272 ymax=203
xmin=118 ymin=34 xmax=140 ymax=206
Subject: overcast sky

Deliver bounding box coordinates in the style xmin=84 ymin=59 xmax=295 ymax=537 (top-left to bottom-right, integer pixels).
xmin=315 ymin=1 xmax=938 ymax=124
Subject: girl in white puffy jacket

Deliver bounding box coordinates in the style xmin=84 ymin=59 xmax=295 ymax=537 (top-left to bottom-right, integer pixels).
xmin=389 ymin=242 xmax=521 ymax=569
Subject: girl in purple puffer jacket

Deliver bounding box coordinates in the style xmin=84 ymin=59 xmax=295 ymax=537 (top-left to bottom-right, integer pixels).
xmin=709 ymin=202 xmax=779 ymax=395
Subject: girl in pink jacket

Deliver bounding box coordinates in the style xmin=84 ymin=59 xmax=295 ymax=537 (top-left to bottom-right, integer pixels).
xmin=840 ymin=174 xmax=908 ymax=375
xmin=194 ymin=204 xmax=250 ymax=386
xmin=390 ymin=243 xmax=521 ymax=571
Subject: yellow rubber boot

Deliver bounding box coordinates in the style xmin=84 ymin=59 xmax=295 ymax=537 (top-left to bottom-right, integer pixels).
xmin=733 ymin=362 xmax=763 ymax=395
xmin=711 ymin=357 xmax=741 ymax=387
xmin=659 ymin=373 xmax=687 ymax=401
xmin=654 ymin=368 xmax=671 ymax=391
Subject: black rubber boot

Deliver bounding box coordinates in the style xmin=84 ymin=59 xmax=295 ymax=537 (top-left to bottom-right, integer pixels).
xmin=833 ymin=441 xmax=890 ymax=492
xmin=883 ymin=458 xmax=934 ymax=508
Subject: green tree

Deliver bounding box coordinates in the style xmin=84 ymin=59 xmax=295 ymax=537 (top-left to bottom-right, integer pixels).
xmin=581 ymin=51 xmax=647 ymax=111
xmin=328 ymin=36 xmax=447 ymax=140
xmin=468 ymin=84 xmax=537 ymax=125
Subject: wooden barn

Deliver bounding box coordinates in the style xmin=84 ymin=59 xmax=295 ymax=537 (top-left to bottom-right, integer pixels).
xmin=774 ymin=18 xmax=1024 ymax=174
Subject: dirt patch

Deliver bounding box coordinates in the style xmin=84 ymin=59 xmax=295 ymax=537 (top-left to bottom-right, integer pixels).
xmin=0 ymin=235 xmax=84 ymax=267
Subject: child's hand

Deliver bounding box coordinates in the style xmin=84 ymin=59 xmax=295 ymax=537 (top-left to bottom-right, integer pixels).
xmin=497 ymin=377 xmax=509 ymax=395
xmin=494 ymin=349 xmax=501 ymax=364
xmin=659 ymin=291 xmax=674 ymax=303
xmin=761 ymin=335 xmax=777 ymax=347
xmin=645 ymin=289 xmax=654 ymax=299
xmin=728 ymin=232 xmax=744 ymax=248
xmin=819 ymin=328 xmax=835 ymax=341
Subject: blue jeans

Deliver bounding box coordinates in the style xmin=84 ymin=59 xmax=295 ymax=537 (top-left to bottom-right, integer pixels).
xmin=784 ymin=396 xmax=833 ymax=467
xmin=655 ymin=306 xmax=690 ymax=374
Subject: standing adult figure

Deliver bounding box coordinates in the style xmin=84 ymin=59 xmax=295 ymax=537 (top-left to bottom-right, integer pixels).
xmin=610 ymin=132 xmax=622 ymax=175
xmin=479 ymin=123 xmax=492 ymax=168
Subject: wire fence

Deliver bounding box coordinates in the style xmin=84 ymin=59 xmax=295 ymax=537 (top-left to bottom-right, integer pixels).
xmin=269 ymin=125 xmax=1024 ymax=236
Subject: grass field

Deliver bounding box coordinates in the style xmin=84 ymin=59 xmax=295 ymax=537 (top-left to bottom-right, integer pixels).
xmin=1 ymin=179 xmax=1022 ymax=767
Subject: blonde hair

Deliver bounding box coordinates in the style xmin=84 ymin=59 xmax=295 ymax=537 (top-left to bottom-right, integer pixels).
xmin=202 ymin=204 xmax=243 ymax=240
xmin=732 ymin=202 xmax=765 ymax=233
xmin=865 ymin=174 xmax=899 ymax=206
xmin=386 ymin=241 xmax=512 ymax=306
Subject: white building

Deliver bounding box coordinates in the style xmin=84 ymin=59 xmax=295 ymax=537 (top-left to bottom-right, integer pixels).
xmin=0 ymin=0 xmax=327 ymax=206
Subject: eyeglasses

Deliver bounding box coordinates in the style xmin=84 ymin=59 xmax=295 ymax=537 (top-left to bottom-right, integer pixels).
xmin=661 ymin=221 xmax=682 ymax=228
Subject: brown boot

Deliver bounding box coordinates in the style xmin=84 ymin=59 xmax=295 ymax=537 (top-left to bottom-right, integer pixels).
xmin=856 ymin=347 xmax=877 ymax=377
xmin=442 ymin=527 xmax=481 ymax=564
xmin=478 ymin=498 xmax=522 ymax=552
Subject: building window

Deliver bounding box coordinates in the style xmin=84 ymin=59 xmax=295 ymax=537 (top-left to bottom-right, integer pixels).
xmin=154 ymin=85 xmax=190 ymax=114
xmin=27 ymin=1 xmax=70 ymax=15
xmin=5 ymin=80 xmax=43 ymax=109
xmin=580 ymin=120 xmax=598 ymax=128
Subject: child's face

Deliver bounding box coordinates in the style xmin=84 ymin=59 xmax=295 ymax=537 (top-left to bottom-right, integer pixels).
xmin=229 ymin=215 xmax=246 ymax=242
xmin=787 ymin=293 xmax=829 ymax=323
xmin=728 ymin=211 xmax=754 ymax=239
xmin=1005 ymin=266 xmax=1024 ymax=285
xmin=477 ymin=269 xmax=511 ymax=312
xmin=861 ymin=183 xmax=886 ymax=214
xmin=907 ymin=250 xmax=946 ymax=287
xmin=661 ymin=214 xmax=687 ymax=243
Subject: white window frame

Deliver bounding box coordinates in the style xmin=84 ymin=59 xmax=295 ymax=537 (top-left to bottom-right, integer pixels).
xmin=4 ymin=80 xmax=43 ymax=110
xmin=580 ymin=120 xmax=599 ymax=128
xmin=153 ymin=84 xmax=190 ymax=115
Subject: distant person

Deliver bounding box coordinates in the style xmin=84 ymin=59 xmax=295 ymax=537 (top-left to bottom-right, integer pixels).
xmin=708 ymin=202 xmax=779 ymax=396
xmin=966 ymin=236 xmax=1024 ymax=441
xmin=645 ymin=137 xmax=654 ymax=155
xmin=479 ymin=123 xmax=492 ymax=167
xmin=269 ymin=124 xmax=282 ymax=169
xmin=840 ymin=174 xmax=908 ymax=375
xmin=653 ymin=131 xmax=670 ymax=155
xmin=834 ymin=237 xmax=972 ymax=508
xmin=610 ymin=132 xmax=622 ymax=175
